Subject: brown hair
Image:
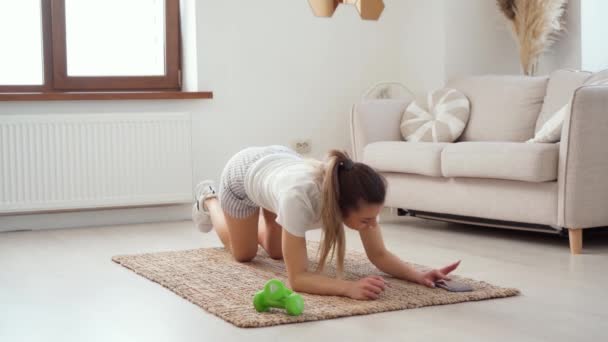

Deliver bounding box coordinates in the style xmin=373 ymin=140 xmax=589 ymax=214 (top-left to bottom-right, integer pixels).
xmin=317 ymin=150 xmax=387 ymax=276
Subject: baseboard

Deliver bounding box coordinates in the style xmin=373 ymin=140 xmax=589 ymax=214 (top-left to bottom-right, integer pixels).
xmin=0 ymin=203 xmax=191 ymax=232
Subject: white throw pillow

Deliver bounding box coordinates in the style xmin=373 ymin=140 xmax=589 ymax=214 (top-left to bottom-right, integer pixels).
xmin=527 ymin=103 xmax=569 ymax=143
xmin=400 ymin=88 xmax=470 ymax=143
xmin=529 ymin=69 xmax=608 ymax=143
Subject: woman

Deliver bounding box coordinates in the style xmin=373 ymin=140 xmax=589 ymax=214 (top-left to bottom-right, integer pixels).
xmin=192 ymin=145 xmax=460 ymax=300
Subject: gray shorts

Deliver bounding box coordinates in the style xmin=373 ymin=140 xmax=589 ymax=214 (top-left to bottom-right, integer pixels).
xmin=219 ymin=145 xmax=297 ymax=219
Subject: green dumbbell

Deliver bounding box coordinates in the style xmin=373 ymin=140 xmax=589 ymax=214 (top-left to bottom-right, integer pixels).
xmin=253 ymin=279 xmax=304 ymax=316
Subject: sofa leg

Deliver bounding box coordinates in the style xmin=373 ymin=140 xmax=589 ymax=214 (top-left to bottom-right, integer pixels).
xmin=568 ymin=228 xmax=583 ymax=255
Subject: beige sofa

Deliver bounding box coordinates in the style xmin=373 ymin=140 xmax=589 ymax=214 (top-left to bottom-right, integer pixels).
xmin=350 ymin=73 xmax=608 ymax=254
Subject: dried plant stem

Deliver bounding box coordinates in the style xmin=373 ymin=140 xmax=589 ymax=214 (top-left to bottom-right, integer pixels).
xmin=497 ymin=0 xmax=567 ymax=75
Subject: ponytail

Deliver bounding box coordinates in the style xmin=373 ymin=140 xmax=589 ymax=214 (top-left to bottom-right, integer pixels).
xmin=316 ymin=149 xmax=387 ymax=277
xmin=317 ymin=150 xmax=350 ymax=276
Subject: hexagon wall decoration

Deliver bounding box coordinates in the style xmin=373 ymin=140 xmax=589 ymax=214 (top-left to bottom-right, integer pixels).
xmin=308 ymin=0 xmax=384 ymax=20
xmin=308 ymin=0 xmax=339 ymax=18
xmin=355 ymin=0 xmax=384 ymax=20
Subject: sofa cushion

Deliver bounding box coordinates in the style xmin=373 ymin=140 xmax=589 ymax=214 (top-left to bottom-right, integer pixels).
xmin=536 ymin=69 xmax=592 ymax=133
xmin=400 ymin=88 xmax=470 ymax=142
xmin=363 ymin=141 xmax=448 ymax=177
xmin=441 ymin=142 xmax=559 ymax=182
xmin=447 ymin=75 xmax=548 ymax=142
xmin=383 ymin=173 xmax=558 ymax=226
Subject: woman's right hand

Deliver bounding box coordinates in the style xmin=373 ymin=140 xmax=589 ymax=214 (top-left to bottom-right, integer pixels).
xmin=345 ymin=276 xmax=387 ymax=300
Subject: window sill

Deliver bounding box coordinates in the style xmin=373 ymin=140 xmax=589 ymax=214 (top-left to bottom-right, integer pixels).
xmin=0 ymin=91 xmax=213 ymax=102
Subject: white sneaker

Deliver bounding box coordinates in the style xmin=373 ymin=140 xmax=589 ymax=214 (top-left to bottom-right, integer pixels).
xmin=192 ymin=180 xmax=218 ymax=233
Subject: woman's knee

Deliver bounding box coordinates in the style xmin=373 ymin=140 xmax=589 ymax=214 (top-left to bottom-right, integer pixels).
xmin=267 ymin=248 xmax=283 ymax=260
xmin=233 ymin=252 xmax=256 ymax=263
xmin=224 ymin=209 xmax=260 ymax=263
xmin=232 ymin=248 xmax=258 ymax=263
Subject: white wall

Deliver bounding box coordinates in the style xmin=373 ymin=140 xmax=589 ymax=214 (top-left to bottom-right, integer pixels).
xmin=581 ymin=0 xmax=608 ymax=71
xmin=192 ymin=0 xmax=405 ymax=183
xmin=397 ymin=0 xmax=529 ymax=95
xmin=539 ymin=0 xmax=583 ymax=74
xmin=444 ymin=0 xmax=520 ymax=79
xmin=398 ymin=0 xmax=446 ymax=95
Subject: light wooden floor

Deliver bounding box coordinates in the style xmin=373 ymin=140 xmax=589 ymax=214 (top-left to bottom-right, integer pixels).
xmin=1 ymin=216 xmax=607 ymax=342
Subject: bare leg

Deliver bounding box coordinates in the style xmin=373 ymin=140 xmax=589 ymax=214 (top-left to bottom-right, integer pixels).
xmin=258 ymin=209 xmax=284 ymax=259
xmin=205 ymin=197 xmax=260 ymax=262
xmin=205 ymin=197 xmax=231 ymax=249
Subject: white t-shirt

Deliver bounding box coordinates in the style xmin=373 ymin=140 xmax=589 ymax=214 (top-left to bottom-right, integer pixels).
xmin=244 ymin=152 xmax=323 ymax=237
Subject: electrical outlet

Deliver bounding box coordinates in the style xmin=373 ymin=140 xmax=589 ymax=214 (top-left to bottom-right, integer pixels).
xmin=292 ymin=139 xmax=312 ymax=154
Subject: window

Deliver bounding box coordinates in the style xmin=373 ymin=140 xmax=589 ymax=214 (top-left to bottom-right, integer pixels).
xmin=0 ymin=0 xmax=45 ymax=86
xmin=0 ymin=0 xmax=180 ymax=93
xmin=0 ymin=0 xmax=49 ymax=92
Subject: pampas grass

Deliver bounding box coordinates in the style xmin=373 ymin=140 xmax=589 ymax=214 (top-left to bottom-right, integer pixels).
xmin=497 ymin=0 xmax=568 ymax=75
xmin=497 ymin=0 xmax=516 ymax=20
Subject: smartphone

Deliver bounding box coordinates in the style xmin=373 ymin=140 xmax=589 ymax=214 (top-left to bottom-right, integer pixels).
xmin=435 ymin=280 xmax=473 ymax=292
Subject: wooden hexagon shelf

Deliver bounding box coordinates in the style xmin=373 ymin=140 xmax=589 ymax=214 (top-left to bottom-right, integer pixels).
xmin=308 ymin=0 xmax=340 ymax=17
xmin=308 ymin=0 xmax=384 ymax=20
xmin=356 ymin=0 xmax=384 ymax=20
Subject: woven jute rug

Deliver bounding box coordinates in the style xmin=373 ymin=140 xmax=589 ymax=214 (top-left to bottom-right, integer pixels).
xmin=112 ymin=244 xmax=519 ymax=328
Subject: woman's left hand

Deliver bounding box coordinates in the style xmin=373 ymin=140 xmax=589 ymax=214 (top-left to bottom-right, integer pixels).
xmin=416 ymin=260 xmax=461 ymax=288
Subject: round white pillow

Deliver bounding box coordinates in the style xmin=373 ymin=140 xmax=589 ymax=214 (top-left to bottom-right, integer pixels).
xmin=400 ymin=88 xmax=470 ymax=142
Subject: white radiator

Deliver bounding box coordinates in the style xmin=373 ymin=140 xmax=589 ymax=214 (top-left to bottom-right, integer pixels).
xmin=0 ymin=113 xmax=192 ymax=214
